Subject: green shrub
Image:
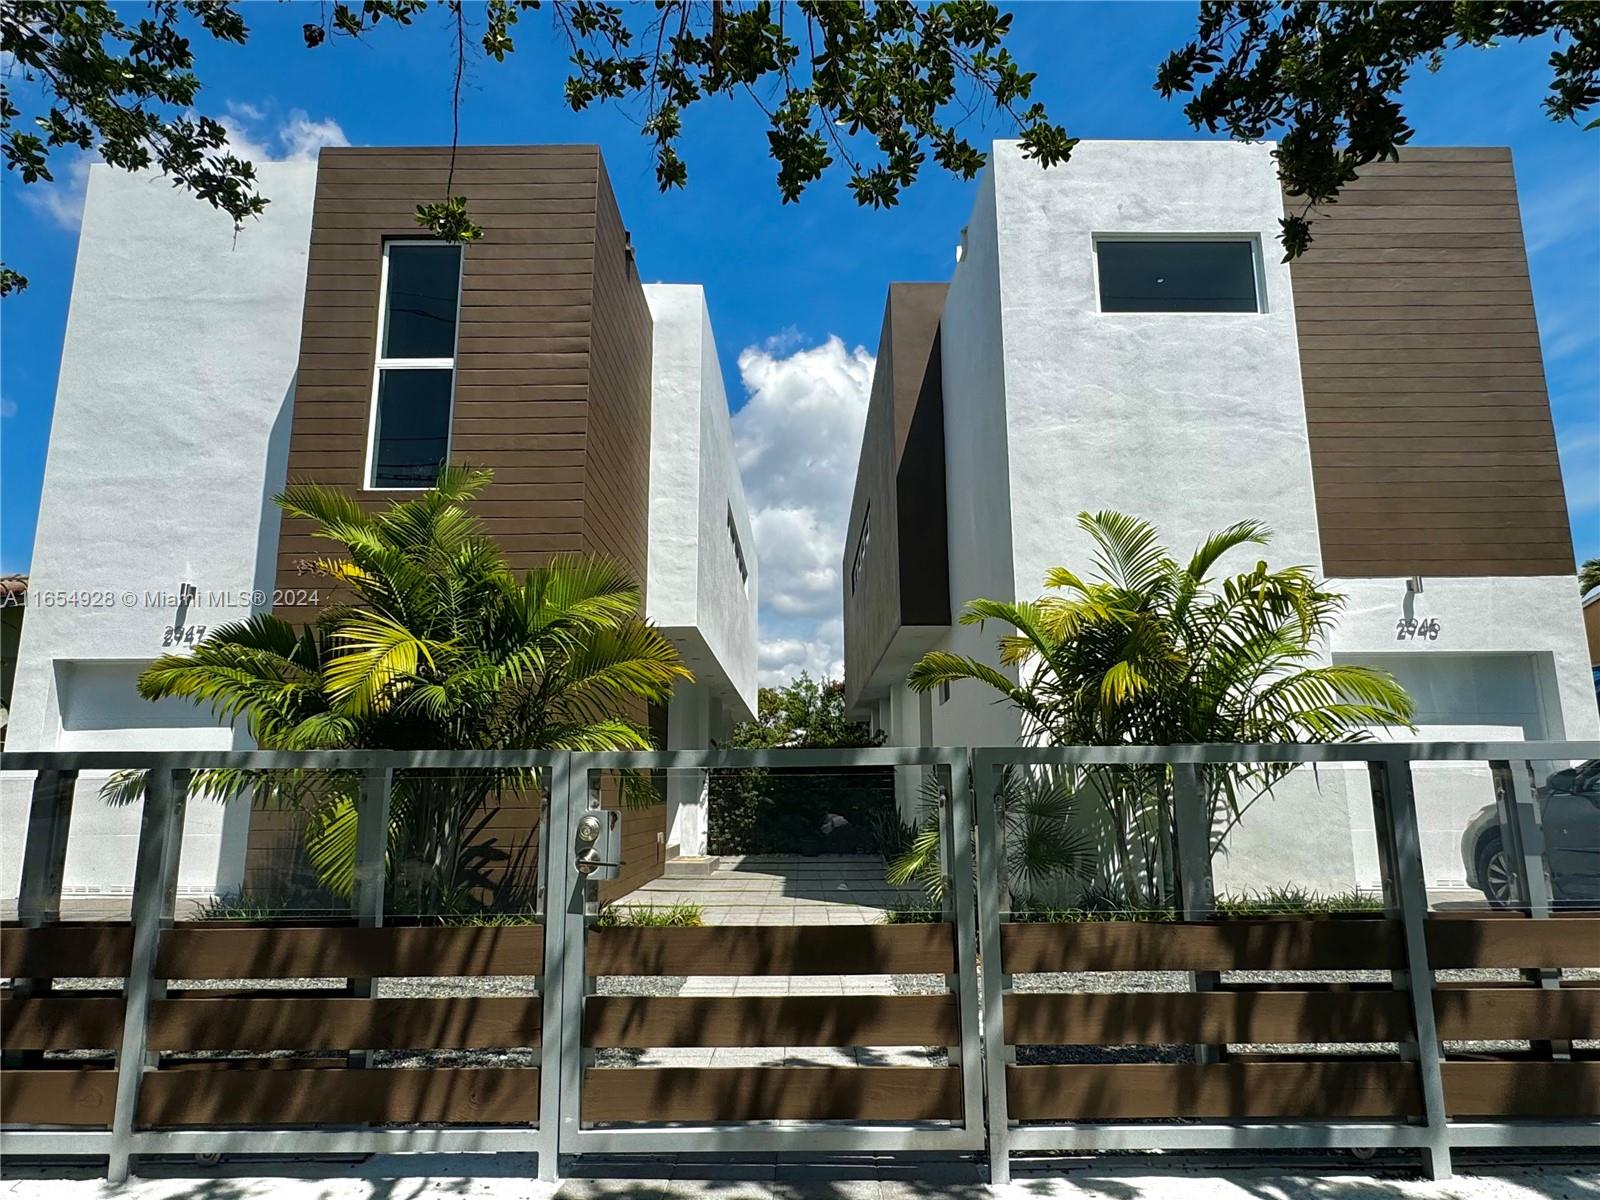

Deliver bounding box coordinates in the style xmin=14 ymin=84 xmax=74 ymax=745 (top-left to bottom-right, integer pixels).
xmin=880 ymin=902 xmax=944 ymax=924
xmin=708 ymin=674 xmax=892 ymax=856
xmin=594 ymin=902 xmax=704 ymax=928
xmin=1215 ymin=886 xmax=1383 ymax=917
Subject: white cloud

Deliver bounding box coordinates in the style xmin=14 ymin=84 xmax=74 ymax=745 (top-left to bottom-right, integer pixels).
xmin=731 ymin=335 xmax=875 ymax=688
xmin=19 ymin=153 xmax=94 ymax=231
xmin=220 ymin=103 xmax=348 ymax=165
xmin=19 ymin=103 xmax=348 ymax=233
xmin=0 ymin=396 xmax=17 ymax=420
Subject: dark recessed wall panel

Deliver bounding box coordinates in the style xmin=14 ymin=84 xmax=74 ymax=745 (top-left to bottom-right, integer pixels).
xmin=842 ymin=283 xmax=950 ymax=710
xmin=1288 ymin=148 xmax=1574 ymax=577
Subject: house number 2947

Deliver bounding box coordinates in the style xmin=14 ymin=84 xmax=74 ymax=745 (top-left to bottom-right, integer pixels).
xmin=1395 ymin=616 xmax=1440 ymax=641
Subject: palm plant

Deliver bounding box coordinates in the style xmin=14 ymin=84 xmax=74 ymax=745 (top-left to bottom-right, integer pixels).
xmin=887 ymin=767 xmax=1096 ymax=910
xmin=103 ymin=466 xmax=689 ymax=915
xmin=907 ymin=512 xmax=1415 ymax=908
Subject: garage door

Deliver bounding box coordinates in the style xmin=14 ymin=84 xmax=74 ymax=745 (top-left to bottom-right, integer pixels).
xmin=1337 ymin=652 xmax=1547 ymax=891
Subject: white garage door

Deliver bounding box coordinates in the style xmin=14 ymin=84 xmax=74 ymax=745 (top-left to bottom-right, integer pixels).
xmin=1337 ymin=652 xmax=1547 ymax=890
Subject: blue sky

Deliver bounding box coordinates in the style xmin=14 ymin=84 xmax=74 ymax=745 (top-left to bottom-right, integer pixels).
xmin=2 ymin=3 xmax=1596 ymax=682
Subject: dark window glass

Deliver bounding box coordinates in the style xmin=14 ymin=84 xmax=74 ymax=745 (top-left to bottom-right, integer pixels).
xmin=1096 ymin=240 xmax=1259 ymax=313
xmin=383 ymin=244 xmax=461 ymax=358
xmin=372 ymin=369 xmax=452 ymax=488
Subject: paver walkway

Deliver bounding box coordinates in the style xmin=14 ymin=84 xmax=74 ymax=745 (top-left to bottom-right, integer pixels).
xmin=604 ymin=855 xmax=937 ymax=1070
xmin=617 ymin=855 xmax=925 ymax=925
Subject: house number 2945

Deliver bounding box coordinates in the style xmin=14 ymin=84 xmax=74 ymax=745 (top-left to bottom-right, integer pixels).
xmin=1395 ymin=616 xmax=1440 ymax=641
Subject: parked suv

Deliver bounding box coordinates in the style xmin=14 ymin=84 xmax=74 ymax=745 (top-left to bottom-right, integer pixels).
xmin=1460 ymin=760 xmax=1600 ymax=907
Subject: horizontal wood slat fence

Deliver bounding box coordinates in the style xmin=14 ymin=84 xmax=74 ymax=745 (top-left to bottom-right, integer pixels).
xmin=582 ymin=924 xmax=965 ymax=1124
xmin=2 ymin=743 xmax=1596 ymax=1186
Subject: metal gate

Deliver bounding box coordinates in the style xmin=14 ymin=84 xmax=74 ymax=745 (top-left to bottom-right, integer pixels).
xmin=2 ymin=741 xmax=1597 ymax=1184
xmin=546 ymin=748 xmax=987 ymax=1163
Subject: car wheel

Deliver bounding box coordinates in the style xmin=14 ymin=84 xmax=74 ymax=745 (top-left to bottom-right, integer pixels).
xmin=1475 ymin=831 xmax=1516 ymax=909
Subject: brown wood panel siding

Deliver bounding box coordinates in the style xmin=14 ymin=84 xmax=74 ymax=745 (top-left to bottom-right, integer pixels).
xmin=1433 ymin=985 xmax=1600 ymax=1042
xmin=269 ymin=146 xmax=664 ymax=903
xmin=584 ymin=167 xmax=662 ymax=904
xmin=0 ymin=1070 xmax=118 ymax=1127
xmin=586 ymin=923 xmax=957 ymax=976
xmin=1424 ymin=915 xmax=1600 ymax=969
xmin=1288 ymin=148 xmax=1574 ymax=576
xmin=0 ymin=998 xmax=125 ymax=1050
xmin=1006 ymin=1062 xmax=1422 ymax=1121
xmin=147 ymin=996 xmax=540 ymax=1051
xmin=842 ymin=283 xmax=950 ymax=710
xmin=137 ymin=1066 xmax=538 ymax=1127
xmin=1005 ymin=989 xmax=1410 ymax=1046
xmin=155 ymin=925 xmax=544 ymax=980
xmin=582 ymin=1066 xmax=962 ymax=1122
xmin=1441 ymin=1061 xmax=1600 ymax=1118
xmin=274 ymin=146 xmax=606 ymax=622
xmin=584 ymin=995 xmax=959 ymax=1048
xmin=0 ymin=924 xmax=133 ymax=979
xmin=1000 ymin=919 xmax=1404 ymax=974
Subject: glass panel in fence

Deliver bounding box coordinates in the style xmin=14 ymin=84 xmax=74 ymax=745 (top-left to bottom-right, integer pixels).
xmin=580 ymin=764 xmax=962 ymax=1126
xmin=179 ymin=767 xmax=351 ymax=923
xmin=1530 ymin=756 xmax=1600 ymax=914
xmin=386 ymin=768 xmax=544 ymax=924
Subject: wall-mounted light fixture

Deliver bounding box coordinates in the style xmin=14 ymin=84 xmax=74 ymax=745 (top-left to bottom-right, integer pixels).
xmin=1406 ymin=575 xmax=1425 ymax=595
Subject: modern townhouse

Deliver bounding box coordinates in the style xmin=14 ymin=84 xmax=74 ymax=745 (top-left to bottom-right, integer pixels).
xmin=844 ymin=139 xmax=1598 ymax=894
xmin=2 ymin=146 xmax=757 ymax=907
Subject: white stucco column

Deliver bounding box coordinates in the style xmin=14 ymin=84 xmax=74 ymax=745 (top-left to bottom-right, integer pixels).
xmin=665 ymin=679 xmax=712 ymax=857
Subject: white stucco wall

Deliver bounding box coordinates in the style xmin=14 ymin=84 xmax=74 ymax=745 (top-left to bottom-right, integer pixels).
xmin=1214 ymin=576 xmax=1599 ymax=896
xmin=2 ymin=161 xmax=317 ymax=902
xmin=990 ymin=139 xmax=1325 ymax=596
xmin=643 ymin=284 xmax=759 ymax=723
xmin=930 ymin=167 xmax=1023 ymax=751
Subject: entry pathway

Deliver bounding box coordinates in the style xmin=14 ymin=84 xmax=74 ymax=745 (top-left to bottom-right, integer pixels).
xmin=604 ymin=855 xmax=938 ymax=1071
xmin=618 ymin=855 xmax=925 ymax=926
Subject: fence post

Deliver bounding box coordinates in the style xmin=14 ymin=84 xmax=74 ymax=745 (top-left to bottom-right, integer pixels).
xmin=1368 ymin=756 xmax=1451 ymax=1181
xmin=972 ymin=753 xmax=1010 ymax=1185
xmin=943 ymin=754 xmax=986 ymax=1146
xmin=347 ymin=768 xmax=392 ymax=1068
xmin=107 ymin=764 xmax=185 ymax=1185
xmin=537 ymin=754 xmax=575 ymax=1183
xmin=1491 ymin=759 xmax=1567 ymax=1059
xmin=1171 ymin=763 xmax=1220 ymax=1065
xmin=17 ymin=769 xmax=77 ymax=929
xmin=554 ymin=753 xmax=596 ymax=1179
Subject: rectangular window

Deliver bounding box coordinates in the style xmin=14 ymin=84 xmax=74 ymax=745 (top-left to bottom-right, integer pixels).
xmin=368 ymin=241 xmax=462 ymax=489
xmin=938 ymin=680 xmax=951 ymax=706
xmin=1095 ymin=239 xmax=1261 ymax=313
xmin=727 ymin=504 xmax=748 ymax=588
xmin=850 ymin=505 xmax=871 ymax=594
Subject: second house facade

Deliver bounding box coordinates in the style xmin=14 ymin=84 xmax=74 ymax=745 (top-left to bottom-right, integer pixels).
xmin=3 ymin=145 xmax=757 ymax=906
xmin=844 ymin=139 xmax=1597 ymax=896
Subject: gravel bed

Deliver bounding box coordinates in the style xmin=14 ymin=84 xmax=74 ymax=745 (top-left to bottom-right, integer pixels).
xmin=891 ymin=972 xmax=951 ymax=1066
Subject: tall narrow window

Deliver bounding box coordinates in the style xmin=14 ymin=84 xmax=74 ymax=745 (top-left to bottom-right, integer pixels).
xmin=727 ymin=504 xmax=749 ymax=589
xmin=1095 ymin=239 xmax=1261 ymax=313
xmin=368 ymin=241 xmax=462 ymax=489
xmin=850 ymin=505 xmax=871 ymax=594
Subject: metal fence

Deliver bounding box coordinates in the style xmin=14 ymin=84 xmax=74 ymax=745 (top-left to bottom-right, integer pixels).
xmin=1 ymin=742 xmax=1596 ymax=1185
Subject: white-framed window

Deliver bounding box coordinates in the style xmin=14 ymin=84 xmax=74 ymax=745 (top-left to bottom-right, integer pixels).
xmin=1093 ymin=236 xmax=1264 ymax=313
xmin=727 ymin=503 xmax=748 ymax=589
xmin=364 ymin=240 xmax=464 ymax=490
xmin=850 ymin=504 xmax=871 ymax=594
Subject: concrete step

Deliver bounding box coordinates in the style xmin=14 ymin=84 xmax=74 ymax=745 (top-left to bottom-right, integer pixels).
xmin=661 ymin=855 xmax=721 ymax=878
